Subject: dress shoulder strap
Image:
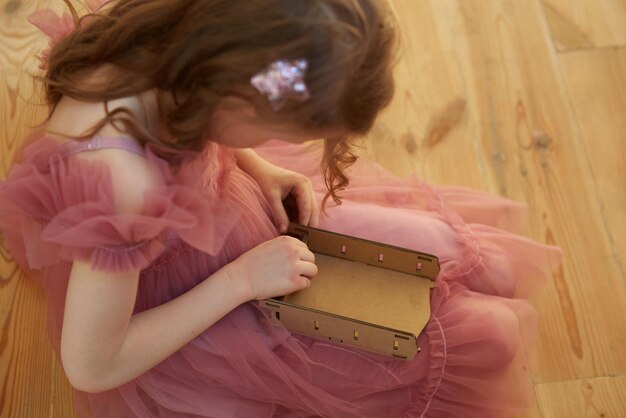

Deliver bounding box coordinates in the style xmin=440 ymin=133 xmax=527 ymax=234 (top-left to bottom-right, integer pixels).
xmin=54 ymin=135 xmax=147 ymax=158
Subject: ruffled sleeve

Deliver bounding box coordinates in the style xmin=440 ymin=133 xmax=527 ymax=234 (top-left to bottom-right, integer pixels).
xmin=0 ymin=138 xmax=241 ymax=273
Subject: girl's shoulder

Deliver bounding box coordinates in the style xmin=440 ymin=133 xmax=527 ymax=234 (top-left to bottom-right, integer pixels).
xmin=67 ymin=141 xmax=166 ymax=215
xmin=0 ymin=73 xmax=237 ymax=272
xmin=46 ymin=65 xmax=146 ymax=141
xmin=0 ymin=135 xmax=173 ymax=272
xmin=43 ymin=74 xmax=164 ymax=215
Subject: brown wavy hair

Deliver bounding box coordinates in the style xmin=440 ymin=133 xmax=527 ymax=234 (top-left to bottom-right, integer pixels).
xmin=39 ymin=0 xmax=397 ymax=208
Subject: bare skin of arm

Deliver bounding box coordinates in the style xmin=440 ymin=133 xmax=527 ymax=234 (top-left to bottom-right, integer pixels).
xmin=62 ymin=258 xmax=250 ymax=393
xmin=63 ymin=232 xmax=313 ymax=393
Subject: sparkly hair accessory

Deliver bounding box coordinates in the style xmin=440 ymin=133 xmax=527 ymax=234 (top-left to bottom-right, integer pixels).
xmin=250 ymin=59 xmax=310 ymax=110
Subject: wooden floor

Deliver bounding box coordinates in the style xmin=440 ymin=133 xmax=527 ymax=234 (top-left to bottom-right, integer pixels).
xmin=1 ymin=0 xmax=625 ymax=417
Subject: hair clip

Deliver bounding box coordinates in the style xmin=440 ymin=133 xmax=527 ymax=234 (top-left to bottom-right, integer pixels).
xmin=250 ymin=58 xmax=310 ymax=110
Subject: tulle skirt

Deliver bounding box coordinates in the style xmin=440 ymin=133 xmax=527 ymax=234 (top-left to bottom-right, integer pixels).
xmin=4 ymin=138 xmax=563 ymax=417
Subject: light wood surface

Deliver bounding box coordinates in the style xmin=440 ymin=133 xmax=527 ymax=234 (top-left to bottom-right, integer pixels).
xmin=536 ymin=376 xmax=626 ymax=418
xmin=1 ymin=1 xmax=625 ymax=417
xmin=541 ymin=0 xmax=626 ymax=50
xmin=559 ymin=48 xmax=626 ymax=279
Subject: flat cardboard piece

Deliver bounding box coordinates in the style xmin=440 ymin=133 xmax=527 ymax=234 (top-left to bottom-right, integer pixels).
xmin=284 ymin=254 xmax=432 ymax=335
xmin=260 ymin=223 xmax=439 ymax=360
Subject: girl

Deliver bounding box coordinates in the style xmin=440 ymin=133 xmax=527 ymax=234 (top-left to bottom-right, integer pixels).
xmin=0 ymin=0 xmax=563 ymax=417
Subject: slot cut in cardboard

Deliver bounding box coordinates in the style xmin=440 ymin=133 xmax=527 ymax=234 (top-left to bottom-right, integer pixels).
xmin=259 ymin=223 xmax=440 ymax=360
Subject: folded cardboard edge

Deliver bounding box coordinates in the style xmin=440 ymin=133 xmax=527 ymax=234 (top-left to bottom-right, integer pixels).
xmin=259 ymin=298 xmax=423 ymax=360
xmin=287 ymin=223 xmax=440 ymax=280
xmin=260 ymin=222 xmax=440 ymax=359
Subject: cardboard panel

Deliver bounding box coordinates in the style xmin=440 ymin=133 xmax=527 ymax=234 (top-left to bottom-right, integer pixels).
xmin=262 ymin=223 xmax=440 ymax=360
xmin=288 ymin=224 xmax=439 ymax=279
xmin=262 ymin=300 xmax=421 ymax=359
xmin=285 ymin=254 xmax=432 ymax=334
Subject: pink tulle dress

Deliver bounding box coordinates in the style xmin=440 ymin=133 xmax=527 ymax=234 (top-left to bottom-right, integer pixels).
xmin=0 ymin=131 xmax=563 ymax=418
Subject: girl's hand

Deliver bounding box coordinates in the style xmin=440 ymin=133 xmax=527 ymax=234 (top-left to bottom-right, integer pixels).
xmin=225 ymin=235 xmax=318 ymax=301
xmin=255 ymin=164 xmax=319 ymax=233
xmin=235 ymin=149 xmax=319 ymax=233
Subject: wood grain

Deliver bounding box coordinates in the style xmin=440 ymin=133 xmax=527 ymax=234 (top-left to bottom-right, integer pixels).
xmin=542 ymin=0 xmax=626 ymax=50
xmin=536 ymin=376 xmax=626 ymax=417
xmin=0 ymin=67 xmax=76 ymax=418
xmin=559 ymin=48 xmax=626 ymax=281
xmin=0 ymin=0 xmax=53 ymax=71
xmin=365 ymin=0 xmax=626 ymax=388
xmin=363 ymin=0 xmax=481 ymax=188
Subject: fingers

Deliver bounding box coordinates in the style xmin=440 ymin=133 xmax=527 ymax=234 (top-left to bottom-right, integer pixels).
xmin=294 ymin=180 xmax=316 ymax=227
xmin=298 ymin=246 xmax=315 ymax=263
xmin=298 ymin=259 xmax=318 ymax=279
xmin=289 ymin=239 xmax=317 ymax=285
xmin=269 ymin=192 xmax=290 ymax=233
xmin=296 ymin=183 xmax=311 ymax=226
xmin=296 ymin=259 xmax=316 ymax=291
xmin=299 ymin=276 xmax=312 ymax=288
xmin=309 ymin=187 xmax=320 ymax=228
xmin=283 ymin=234 xmax=307 ymax=249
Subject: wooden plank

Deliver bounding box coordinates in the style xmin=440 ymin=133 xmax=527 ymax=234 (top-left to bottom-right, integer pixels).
xmin=521 ymin=385 xmax=544 ymax=418
xmin=450 ymin=0 xmax=626 ymax=383
xmin=559 ymin=48 xmax=626 ymax=282
xmin=541 ymin=0 xmax=626 ymax=51
xmin=51 ymin=353 xmax=79 ymax=418
xmin=368 ymin=0 xmax=626 ymax=384
xmin=0 ymin=66 xmax=48 ymax=172
xmin=0 ymin=0 xmax=55 ymax=71
xmin=362 ymin=0 xmax=485 ymax=189
xmin=535 ymin=376 xmax=626 ymax=418
xmin=0 ymin=66 xmax=77 ymax=418
xmin=0 ymin=268 xmax=60 ymax=418
xmin=0 ymin=2 xmax=95 ymax=416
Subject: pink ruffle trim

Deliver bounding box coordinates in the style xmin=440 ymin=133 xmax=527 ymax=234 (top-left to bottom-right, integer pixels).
xmin=0 ymin=137 xmax=241 ymax=273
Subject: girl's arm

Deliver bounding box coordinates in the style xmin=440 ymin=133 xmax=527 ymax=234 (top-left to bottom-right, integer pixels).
xmin=60 ymin=148 xmax=252 ymax=393
xmin=233 ymin=148 xmax=270 ymax=179
xmin=61 ymin=147 xmax=314 ymax=393
xmin=62 ymin=259 xmax=249 ymax=393
xmin=63 ymin=232 xmax=315 ymax=394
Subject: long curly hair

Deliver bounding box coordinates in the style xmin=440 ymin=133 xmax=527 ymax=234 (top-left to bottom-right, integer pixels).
xmin=39 ymin=0 xmax=398 ymax=208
